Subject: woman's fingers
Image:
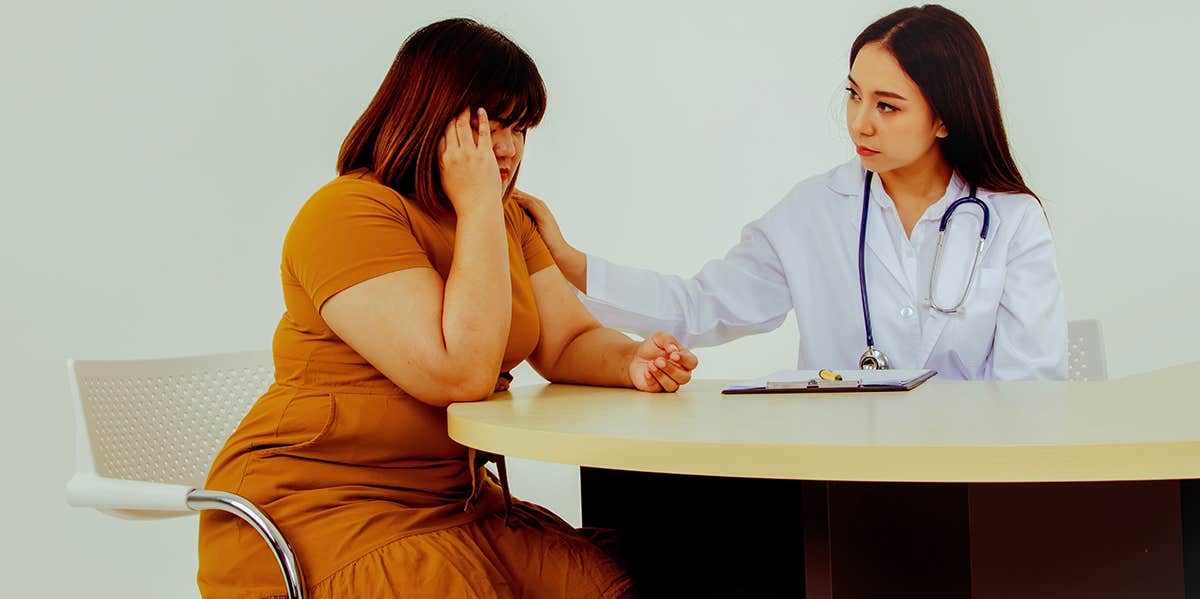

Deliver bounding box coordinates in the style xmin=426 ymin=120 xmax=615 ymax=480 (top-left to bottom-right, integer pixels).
xmin=445 ymin=109 xmax=467 ymax=150
xmin=647 ymin=361 xmax=679 ymax=392
xmin=650 ymin=333 xmax=699 ymax=371
xmin=475 ymin=107 xmax=491 ymax=150
xmin=454 ymin=108 xmax=472 ymax=149
xmin=654 ymin=356 xmax=692 ymax=386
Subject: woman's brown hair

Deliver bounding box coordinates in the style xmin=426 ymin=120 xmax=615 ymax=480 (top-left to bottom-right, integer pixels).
xmin=852 ymin=5 xmax=1037 ymax=199
xmin=338 ymin=18 xmax=547 ymax=215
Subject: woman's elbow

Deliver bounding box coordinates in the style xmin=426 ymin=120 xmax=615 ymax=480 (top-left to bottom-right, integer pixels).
xmin=424 ymin=371 xmax=497 ymax=406
xmin=377 ymin=357 xmax=499 ymax=407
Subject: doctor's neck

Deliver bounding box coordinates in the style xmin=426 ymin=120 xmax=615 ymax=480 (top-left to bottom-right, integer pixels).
xmin=876 ymin=150 xmax=954 ymax=216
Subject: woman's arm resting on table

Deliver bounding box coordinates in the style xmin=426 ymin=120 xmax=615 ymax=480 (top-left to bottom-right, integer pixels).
xmin=528 ymin=264 xmax=699 ymax=392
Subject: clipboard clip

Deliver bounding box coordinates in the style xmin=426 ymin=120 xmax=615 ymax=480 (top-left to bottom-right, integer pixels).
xmin=766 ymin=378 xmax=862 ymax=390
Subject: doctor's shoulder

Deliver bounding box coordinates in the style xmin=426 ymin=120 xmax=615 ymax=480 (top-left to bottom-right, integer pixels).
xmin=978 ymin=187 xmax=1053 ymax=245
xmin=757 ymin=161 xmax=858 ymax=229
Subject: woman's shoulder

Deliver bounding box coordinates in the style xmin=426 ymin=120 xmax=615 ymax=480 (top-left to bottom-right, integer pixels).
xmin=297 ymin=170 xmax=422 ymax=223
xmin=310 ymin=170 xmax=403 ymax=205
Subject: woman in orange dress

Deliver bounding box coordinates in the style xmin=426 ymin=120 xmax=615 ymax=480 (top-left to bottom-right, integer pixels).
xmin=197 ymin=18 xmax=698 ymax=599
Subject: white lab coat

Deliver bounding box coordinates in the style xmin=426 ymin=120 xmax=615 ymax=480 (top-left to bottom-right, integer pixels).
xmin=580 ymin=158 xmax=1068 ymax=380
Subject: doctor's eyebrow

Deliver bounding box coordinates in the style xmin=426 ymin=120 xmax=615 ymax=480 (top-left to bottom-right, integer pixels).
xmin=846 ymin=76 xmax=908 ymax=101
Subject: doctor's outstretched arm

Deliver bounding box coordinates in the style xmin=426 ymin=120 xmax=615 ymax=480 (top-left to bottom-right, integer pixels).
xmin=515 ymin=190 xmax=794 ymax=348
xmin=991 ymin=202 xmax=1069 ymax=380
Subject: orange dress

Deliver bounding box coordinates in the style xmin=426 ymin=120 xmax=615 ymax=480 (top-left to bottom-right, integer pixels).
xmin=197 ymin=172 xmax=631 ymax=599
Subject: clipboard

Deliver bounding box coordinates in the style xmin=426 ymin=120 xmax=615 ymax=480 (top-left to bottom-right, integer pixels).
xmin=721 ymin=369 xmax=937 ymax=395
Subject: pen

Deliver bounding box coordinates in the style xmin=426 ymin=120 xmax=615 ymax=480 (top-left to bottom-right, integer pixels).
xmin=818 ymin=369 xmax=843 ymax=381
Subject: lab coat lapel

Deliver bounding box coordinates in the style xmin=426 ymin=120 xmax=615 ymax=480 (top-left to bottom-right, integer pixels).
xmin=861 ymin=203 xmax=912 ymax=296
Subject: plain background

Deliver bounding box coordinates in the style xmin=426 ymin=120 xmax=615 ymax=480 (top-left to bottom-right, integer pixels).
xmin=3 ymin=0 xmax=1198 ymax=596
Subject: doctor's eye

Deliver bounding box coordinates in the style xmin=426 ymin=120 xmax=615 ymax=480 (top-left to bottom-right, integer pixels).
xmin=845 ymin=87 xmax=861 ymax=101
xmin=877 ymin=102 xmax=899 ymax=113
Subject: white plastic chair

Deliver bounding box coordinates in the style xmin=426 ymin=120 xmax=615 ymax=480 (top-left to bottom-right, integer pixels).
xmin=65 ymin=350 xmax=305 ymax=598
xmin=1067 ymin=319 xmax=1108 ymax=381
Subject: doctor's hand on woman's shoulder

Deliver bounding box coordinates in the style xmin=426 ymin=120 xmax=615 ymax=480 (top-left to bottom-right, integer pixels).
xmin=513 ymin=190 xmax=588 ymax=292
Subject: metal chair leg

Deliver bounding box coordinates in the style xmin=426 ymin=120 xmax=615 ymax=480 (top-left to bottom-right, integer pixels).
xmin=188 ymin=489 xmax=305 ymax=599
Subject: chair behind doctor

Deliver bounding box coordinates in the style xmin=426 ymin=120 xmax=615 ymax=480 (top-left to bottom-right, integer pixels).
xmin=1067 ymin=319 xmax=1108 ymax=381
xmin=65 ymin=350 xmax=305 ymax=598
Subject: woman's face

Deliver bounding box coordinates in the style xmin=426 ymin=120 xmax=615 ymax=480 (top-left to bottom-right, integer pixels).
xmin=469 ymin=113 xmax=526 ymax=187
xmin=845 ymin=42 xmax=947 ymax=174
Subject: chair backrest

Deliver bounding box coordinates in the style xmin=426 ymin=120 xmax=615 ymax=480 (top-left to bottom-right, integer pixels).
xmin=1067 ymin=319 xmax=1108 ymax=382
xmin=69 ymin=350 xmax=274 ymax=490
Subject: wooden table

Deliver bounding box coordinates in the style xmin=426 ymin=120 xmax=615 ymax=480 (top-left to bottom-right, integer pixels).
xmin=448 ymin=363 xmax=1200 ymax=598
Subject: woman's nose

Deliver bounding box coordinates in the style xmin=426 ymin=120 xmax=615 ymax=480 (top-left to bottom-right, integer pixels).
xmin=493 ymin=129 xmax=516 ymax=157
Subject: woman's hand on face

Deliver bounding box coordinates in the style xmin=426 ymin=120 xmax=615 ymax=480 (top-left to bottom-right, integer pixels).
xmin=513 ymin=189 xmax=589 ymax=291
xmin=629 ymin=331 xmax=699 ymax=393
xmin=439 ymin=108 xmax=502 ymax=216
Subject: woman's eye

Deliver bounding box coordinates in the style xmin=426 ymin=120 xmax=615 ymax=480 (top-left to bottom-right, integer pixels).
xmin=845 ymin=87 xmax=860 ymax=100
xmin=878 ymin=102 xmax=898 ymax=113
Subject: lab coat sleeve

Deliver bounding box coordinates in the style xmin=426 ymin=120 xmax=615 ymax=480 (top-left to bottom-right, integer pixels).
xmin=991 ymin=202 xmax=1068 ymax=380
xmin=579 ymin=220 xmax=794 ymax=348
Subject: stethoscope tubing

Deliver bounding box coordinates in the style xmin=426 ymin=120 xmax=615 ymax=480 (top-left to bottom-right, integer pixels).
xmin=858 ymin=170 xmax=989 ymax=367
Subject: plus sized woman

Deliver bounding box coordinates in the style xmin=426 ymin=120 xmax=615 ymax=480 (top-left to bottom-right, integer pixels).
xmin=198 ymin=19 xmax=696 ymax=598
xmin=519 ymin=5 xmax=1067 ymax=380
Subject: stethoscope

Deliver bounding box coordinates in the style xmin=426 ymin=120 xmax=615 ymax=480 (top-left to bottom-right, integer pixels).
xmin=857 ymin=171 xmax=990 ymax=370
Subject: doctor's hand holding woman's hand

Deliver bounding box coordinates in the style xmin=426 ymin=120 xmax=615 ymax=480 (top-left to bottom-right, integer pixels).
xmin=513 ymin=190 xmax=588 ymax=292
xmin=628 ymin=331 xmax=699 ymax=393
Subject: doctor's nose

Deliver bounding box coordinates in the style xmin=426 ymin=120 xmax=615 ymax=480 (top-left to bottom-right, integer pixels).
xmin=849 ymin=107 xmax=875 ymax=137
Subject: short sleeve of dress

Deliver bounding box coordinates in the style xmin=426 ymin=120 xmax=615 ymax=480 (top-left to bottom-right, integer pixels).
xmin=284 ymin=180 xmax=434 ymax=312
xmin=508 ymin=200 xmax=555 ymax=275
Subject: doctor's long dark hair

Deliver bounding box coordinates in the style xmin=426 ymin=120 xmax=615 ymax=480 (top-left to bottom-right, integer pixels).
xmin=852 ymin=5 xmax=1037 ymax=199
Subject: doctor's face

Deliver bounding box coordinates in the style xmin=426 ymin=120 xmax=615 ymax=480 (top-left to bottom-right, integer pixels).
xmin=845 ymin=42 xmax=947 ymax=174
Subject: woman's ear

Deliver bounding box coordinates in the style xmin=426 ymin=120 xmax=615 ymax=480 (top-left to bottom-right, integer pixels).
xmin=935 ymin=120 xmax=949 ymax=139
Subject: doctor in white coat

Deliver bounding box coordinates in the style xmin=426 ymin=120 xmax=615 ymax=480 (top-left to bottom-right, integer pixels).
xmin=517 ymin=5 xmax=1067 ymax=380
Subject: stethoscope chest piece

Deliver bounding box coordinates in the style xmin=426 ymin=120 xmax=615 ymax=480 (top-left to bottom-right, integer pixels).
xmin=859 ymin=346 xmax=889 ymax=370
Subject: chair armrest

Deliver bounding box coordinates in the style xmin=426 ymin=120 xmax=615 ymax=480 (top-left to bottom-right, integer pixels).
xmin=66 ymin=473 xmax=194 ymax=519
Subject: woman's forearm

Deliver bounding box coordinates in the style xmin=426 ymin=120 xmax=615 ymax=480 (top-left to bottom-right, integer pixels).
xmin=539 ymin=326 xmax=636 ymax=388
xmin=442 ymin=204 xmax=512 ymax=392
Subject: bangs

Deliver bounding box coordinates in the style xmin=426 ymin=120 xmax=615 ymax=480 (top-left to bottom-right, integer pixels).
xmin=468 ymin=38 xmax=547 ymax=130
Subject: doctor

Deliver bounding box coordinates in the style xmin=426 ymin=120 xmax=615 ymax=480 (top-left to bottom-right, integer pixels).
xmin=517 ymin=4 xmax=1067 ymax=380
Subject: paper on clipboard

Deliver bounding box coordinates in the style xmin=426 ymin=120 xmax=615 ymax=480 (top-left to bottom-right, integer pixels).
xmin=723 ymin=369 xmax=936 ymax=393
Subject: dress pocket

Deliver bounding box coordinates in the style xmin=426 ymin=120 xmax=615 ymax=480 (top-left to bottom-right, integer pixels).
xmin=257 ymin=392 xmax=336 ymax=456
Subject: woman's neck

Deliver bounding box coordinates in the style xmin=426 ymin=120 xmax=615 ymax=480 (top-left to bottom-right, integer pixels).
xmin=878 ymin=150 xmax=954 ymax=237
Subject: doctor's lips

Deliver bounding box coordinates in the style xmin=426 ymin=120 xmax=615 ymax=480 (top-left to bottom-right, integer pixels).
xmin=856 ymin=145 xmax=880 ymax=157
xmin=499 ymin=167 xmax=511 ymax=181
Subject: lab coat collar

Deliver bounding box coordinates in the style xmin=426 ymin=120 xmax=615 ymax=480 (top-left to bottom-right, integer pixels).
xmin=826 ymin=157 xmax=1002 ymax=203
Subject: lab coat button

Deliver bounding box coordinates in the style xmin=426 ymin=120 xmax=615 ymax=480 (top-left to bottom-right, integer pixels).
xmin=900 ymin=305 xmax=915 ymax=319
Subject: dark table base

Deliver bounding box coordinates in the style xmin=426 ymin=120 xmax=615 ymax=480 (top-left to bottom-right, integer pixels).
xmin=581 ymin=468 xmax=1199 ymax=599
